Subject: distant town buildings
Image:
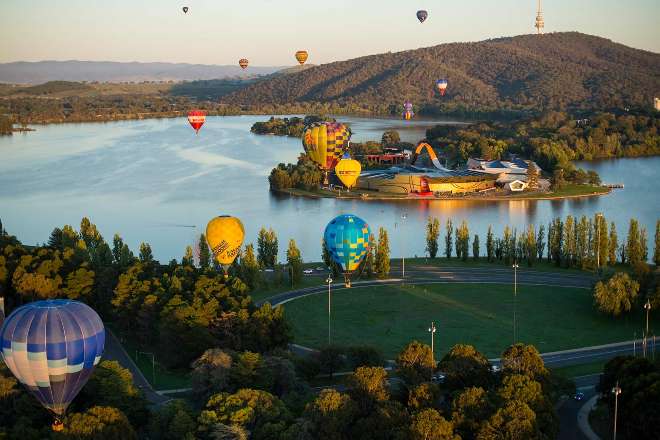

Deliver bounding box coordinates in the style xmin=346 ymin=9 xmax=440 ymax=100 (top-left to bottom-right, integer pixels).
xmin=466 ymin=158 xmax=541 ymax=175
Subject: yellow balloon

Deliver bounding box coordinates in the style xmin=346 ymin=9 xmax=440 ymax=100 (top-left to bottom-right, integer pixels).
xmin=302 ymin=122 xmax=351 ymax=171
xmin=335 ymin=155 xmax=361 ymax=189
xmin=205 ymin=216 xmax=245 ymax=274
xmin=295 ymin=50 xmax=308 ymax=65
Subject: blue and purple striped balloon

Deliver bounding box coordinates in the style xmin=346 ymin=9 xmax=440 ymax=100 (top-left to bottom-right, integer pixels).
xmin=0 ymin=299 xmax=105 ymax=418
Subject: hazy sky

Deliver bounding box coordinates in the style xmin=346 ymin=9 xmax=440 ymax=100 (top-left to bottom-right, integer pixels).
xmin=1 ymin=0 xmax=658 ymax=65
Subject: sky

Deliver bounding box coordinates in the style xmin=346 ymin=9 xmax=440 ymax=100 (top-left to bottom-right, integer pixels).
xmin=1 ymin=0 xmax=658 ymax=66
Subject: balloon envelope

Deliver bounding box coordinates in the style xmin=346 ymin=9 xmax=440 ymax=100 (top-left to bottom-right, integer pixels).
xmin=206 ymin=216 xmax=245 ymax=272
xmin=436 ymin=79 xmax=448 ymax=96
xmin=324 ymin=214 xmax=371 ymax=278
xmin=417 ymin=10 xmax=428 ymax=23
xmin=0 ymin=300 xmax=105 ymax=417
xmin=187 ymin=110 xmax=206 ymax=133
xmin=239 ymin=58 xmax=249 ymax=69
xmin=182 ymin=6 xmax=188 ymax=13
xmin=295 ymin=50 xmax=308 ymax=65
xmin=302 ymin=122 xmax=351 ymax=172
xmin=335 ymin=154 xmax=361 ymax=189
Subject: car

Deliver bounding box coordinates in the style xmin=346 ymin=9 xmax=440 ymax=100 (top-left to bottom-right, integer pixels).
xmin=491 ymin=365 xmax=501 ymax=373
xmin=303 ymin=269 xmax=314 ymax=274
xmin=315 ymin=267 xmax=325 ymax=271
xmin=263 ymin=268 xmax=274 ymax=273
xmin=431 ymin=373 xmax=446 ymax=384
xmin=574 ymin=392 xmax=585 ymax=401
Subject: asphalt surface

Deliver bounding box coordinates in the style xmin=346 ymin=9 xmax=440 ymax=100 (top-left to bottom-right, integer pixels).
xmin=558 ymin=374 xmax=601 ymax=440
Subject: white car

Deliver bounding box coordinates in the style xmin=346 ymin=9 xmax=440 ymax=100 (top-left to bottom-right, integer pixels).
xmin=303 ymin=269 xmax=314 ymax=274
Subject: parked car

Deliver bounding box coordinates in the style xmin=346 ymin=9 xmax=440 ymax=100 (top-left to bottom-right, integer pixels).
xmin=303 ymin=269 xmax=314 ymax=274
xmin=431 ymin=373 xmax=446 ymax=384
xmin=315 ymin=267 xmax=325 ymax=271
xmin=574 ymin=392 xmax=585 ymax=401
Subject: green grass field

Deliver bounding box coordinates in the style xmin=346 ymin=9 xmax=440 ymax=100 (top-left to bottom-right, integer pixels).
xmin=284 ymin=283 xmax=653 ymax=359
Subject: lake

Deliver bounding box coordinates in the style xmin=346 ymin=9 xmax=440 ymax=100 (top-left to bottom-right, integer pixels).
xmin=1 ymin=116 xmax=658 ymax=263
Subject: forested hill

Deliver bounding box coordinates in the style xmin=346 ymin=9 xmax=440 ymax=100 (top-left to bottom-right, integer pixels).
xmin=222 ymin=32 xmax=660 ymax=113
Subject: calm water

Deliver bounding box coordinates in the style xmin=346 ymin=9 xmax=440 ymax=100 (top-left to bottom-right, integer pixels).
xmin=1 ymin=116 xmax=658 ymax=262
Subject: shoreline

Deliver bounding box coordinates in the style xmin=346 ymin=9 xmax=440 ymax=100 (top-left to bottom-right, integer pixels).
xmin=273 ymin=186 xmax=612 ymax=202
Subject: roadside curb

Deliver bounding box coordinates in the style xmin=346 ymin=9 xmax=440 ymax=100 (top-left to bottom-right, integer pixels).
xmin=578 ymin=395 xmax=601 ymax=440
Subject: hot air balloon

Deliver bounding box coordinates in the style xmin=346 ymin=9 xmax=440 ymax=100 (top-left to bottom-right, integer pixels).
xmin=0 ymin=299 xmax=105 ymax=432
xmin=334 ymin=152 xmax=361 ymax=190
xmin=239 ymin=58 xmax=249 ymax=69
xmin=182 ymin=6 xmax=189 ymax=13
xmin=324 ymin=214 xmax=371 ymax=287
xmin=206 ymin=216 xmax=245 ymax=278
xmin=436 ymin=79 xmax=448 ymax=96
xmin=295 ymin=50 xmax=309 ymax=65
xmin=302 ymin=122 xmax=352 ymax=184
xmin=416 ymin=10 xmax=428 ymax=23
xmin=403 ymin=101 xmax=414 ymax=120
xmin=187 ymin=110 xmax=206 ymax=133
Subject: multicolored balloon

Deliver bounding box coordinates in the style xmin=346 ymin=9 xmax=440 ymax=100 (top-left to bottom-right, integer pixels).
xmin=324 ymin=214 xmax=371 ymax=287
xmin=182 ymin=6 xmax=189 ymax=13
xmin=0 ymin=299 xmax=105 ymax=431
xmin=417 ymin=10 xmax=428 ymax=23
xmin=187 ymin=110 xmax=206 ymax=133
xmin=239 ymin=58 xmax=249 ymax=69
xmin=206 ymin=216 xmax=245 ymax=277
xmin=295 ymin=50 xmax=309 ymax=65
xmin=436 ymin=79 xmax=448 ymax=96
xmin=334 ymin=152 xmax=362 ymax=190
xmin=302 ymin=122 xmax=352 ymax=184
xmin=403 ymin=101 xmax=414 ymax=120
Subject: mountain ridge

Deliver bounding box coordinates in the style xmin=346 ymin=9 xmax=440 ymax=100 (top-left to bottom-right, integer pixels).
xmin=222 ymin=32 xmax=660 ymax=112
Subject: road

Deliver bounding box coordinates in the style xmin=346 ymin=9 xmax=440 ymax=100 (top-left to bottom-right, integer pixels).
xmin=558 ymin=374 xmax=601 ymax=440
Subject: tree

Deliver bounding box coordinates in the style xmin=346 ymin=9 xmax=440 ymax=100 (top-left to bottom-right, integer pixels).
xmin=426 ymin=217 xmax=440 ymax=258
xmin=439 ymin=344 xmax=491 ymax=391
xmin=472 ymin=235 xmax=480 ymax=261
xmin=286 ymin=239 xmax=303 ymax=286
xmin=562 ymin=216 xmax=575 ymax=268
xmin=375 ymin=227 xmax=390 ymax=279
xmin=524 ymin=225 xmax=536 ymax=267
xmin=138 ymin=242 xmax=153 ymax=264
xmin=500 ymin=344 xmax=548 ymax=381
xmin=61 ymin=406 xmax=137 ymax=440
xmin=593 ymin=272 xmax=640 ymax=317
xmin=381 ymin=130 xmax=401 ymax=147
xmin=445 ymin=219 xmax=453 ymax=259
xmin=535 ymin=225 xmax=545 ymax=261
xmin=198 ymin=389 xmax=290 ymax=440
xmin=456 ymin=221 xmax=469 ymax=261
xmin=451 ymin=387 xmax=491 ymax=439
xmin=486 ymin=226 xmax=494 ymax=262
xmin=346 ymin=346 xmax=384 ymax=369
xmin=239 ymin=244 xmax=261 ymax=289
xmin=323 ymin=238 xmax=341 ymax=277
xmin=476 ymin=400 xmax=539 ymax=440
xmin=182 ymin=245 xmax=194 ymax=266
xmin=198 ymin=233 xmax=212 ymax=269
xmin=148 ymin=400 xmax=197 ymax=440
xmin=526 ymin=163 xmax=539 ymax=190
xmin=346 ymin=366 xmax=389 ymax=413
xmin=302 ymin=389 xmax=356 ymax=440
xmin=496 ymin=374 xmax=544 ymax=409
xmin=594 ymin=215 xmax=608 ymax=269
xmin=410 ymin=409 xmax=460 ymax=440
xmin=655 ymin=220 xmax=660 ymax=266
xmin=608 ymin=222 xmax=618 ymax=266
xmin=550 ymin=168 xmax=565 ymax=191
xmin=257 ymin=228 xmax=278 ymax=268
xmin=318 ymin=345 xmax=345 ymax=378
xmin=191 ymin=349 xmax=234 ymax=401
xmin=627 ymin=219 xmax=643 ymax=266
xmin=407 ymin=382 xmax=441 ymax=411
xmin=396 ymin=341 xmax=435 ymax=386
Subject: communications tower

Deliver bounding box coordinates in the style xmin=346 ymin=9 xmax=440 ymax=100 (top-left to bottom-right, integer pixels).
xmin=535 ymin=0 xmax=544 ymax=34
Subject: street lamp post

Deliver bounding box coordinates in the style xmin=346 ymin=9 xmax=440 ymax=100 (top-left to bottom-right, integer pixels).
xmin=643 ymin=299 xmax=651 ymax=358
xmin=612 ymin=382 xmax=622 ymax=440
xmin=401 ymin=213 xmax=407 ymax=279
xmin=326 ymin=277 xmax=333 ymax=344
xmin=428 ymin=321 xmax=437 ymax=366
xmin=512 ymin=263 xmax=519 ymax=344
xmin=596 ymin=213 xmax=603 ymax=270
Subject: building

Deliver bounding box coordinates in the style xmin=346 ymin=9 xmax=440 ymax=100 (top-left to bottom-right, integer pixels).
xmin=357 ymin=167 xmax=496 ymax=195
xmin=466 ymin=158 xmax=541 ymax=176
xmin=535 ymin=0 xmax=544 ymax=35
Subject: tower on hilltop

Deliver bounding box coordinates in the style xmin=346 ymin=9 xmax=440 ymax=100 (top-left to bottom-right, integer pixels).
xmin=535 ymin=0 xmax=544 ymax=34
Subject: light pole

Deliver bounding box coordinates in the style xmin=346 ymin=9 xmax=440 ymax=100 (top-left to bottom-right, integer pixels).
xmin=428 ymin=321 xmax=437 ymax=366
xmin=612 ymin=382 xmax=622 ymax=440
xmin=399 ymin=213 xmax=408 ymax=279
xmin=326 ymin=276 xmax=333 ymax=344
xmin=512 ymin=263 xmax=519 ymax=344
xmin=137 ymin=351 xmax=156 ymax=385
xmin=596 ymin=213 xmax=603 ymax=270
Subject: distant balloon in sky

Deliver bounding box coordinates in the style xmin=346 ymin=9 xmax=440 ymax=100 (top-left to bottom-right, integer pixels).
xmin=187 ymin=110 xmax=206 ymax=133
xmin=182 ymin=6 xmax=189 ymax=13
xmin=335 ymin=152 xmax=361 ymax=190
xmin=436 ymin=79 xmax=448 ymax=96
xmin=0 ymin=299 xmax=105 ymax=432
xmin=324 ymin=214 xmax=371 ymax=287
xmin=417 ymin=10 xmax=428 ymax=23
xmin=206 ymin=216 xmax=245 ymax=277
xmin=295 ymin=50 xmax=309 ymax=65
xmin=239 ymin=58 xmax=249 ymax=69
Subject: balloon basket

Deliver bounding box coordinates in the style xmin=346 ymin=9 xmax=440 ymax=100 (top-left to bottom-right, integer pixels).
xmin=344 ymin=275 xmax=351 ymax=288
xmin=52 ymin=419 xmax=63 ymax=432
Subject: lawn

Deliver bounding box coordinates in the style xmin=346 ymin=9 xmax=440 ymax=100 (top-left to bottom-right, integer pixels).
xmin=284 ymin=283 xmax=653 ymax=359
xmin=551 ymin=360 xmax=607 ymax=379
